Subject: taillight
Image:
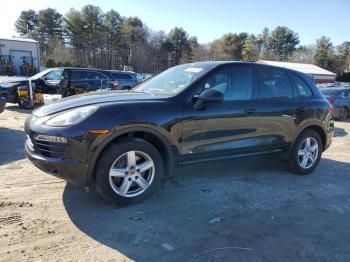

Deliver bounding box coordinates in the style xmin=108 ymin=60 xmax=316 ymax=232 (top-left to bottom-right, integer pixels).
xmin=327 ymin=97 xmax=335 ymax=104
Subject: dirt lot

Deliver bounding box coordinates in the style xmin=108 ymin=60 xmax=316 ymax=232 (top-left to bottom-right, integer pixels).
xmin=0 ymin=104 xmax=349 ymax=262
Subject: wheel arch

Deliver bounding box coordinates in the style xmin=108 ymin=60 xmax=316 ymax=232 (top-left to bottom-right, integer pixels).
xmin=86 ymin=127 xmax=177 ymax=185
xmin=291 ymin=124 xmax=327 ymax=153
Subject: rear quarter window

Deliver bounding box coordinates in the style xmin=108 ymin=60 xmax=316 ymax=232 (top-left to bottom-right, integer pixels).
xmin=290 ymin=74 xmax=313 ymax=97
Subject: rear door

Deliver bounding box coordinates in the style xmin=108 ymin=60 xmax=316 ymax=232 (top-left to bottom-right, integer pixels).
xmin=256 ymin=66 xmax=303 ymax=152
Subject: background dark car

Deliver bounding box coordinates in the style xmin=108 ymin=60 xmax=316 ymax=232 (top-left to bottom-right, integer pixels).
xmin=60 ymin=68 xmax=110 ymax=96
xmin=0 ymin=67 xmax=113 ymax=105
xmin=320 ymin=88 xmax=350 ymax=120
xmin=0 ymin=68 xmax=61 ymax=104
xmin=103 ymin=70 xmax=139 ymax=90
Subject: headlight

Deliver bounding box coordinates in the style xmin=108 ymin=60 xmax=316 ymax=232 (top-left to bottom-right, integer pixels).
xmin=45 ymin=105 xmax=98 ymax=127
xmin=1 ymin=82 xmax=20 ymax=88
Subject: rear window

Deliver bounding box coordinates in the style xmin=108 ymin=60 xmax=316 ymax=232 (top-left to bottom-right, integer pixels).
xmin=111 ymin=73 xmax=134 ymax=80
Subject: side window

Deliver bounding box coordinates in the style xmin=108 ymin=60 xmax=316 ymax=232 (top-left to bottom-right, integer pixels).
xmin=45 ymin=69 xmax=63 ymax=80
xmin=258 ymin=67 xmax=293 ymax=99
xmin=291 ymin=74 xmax=313 ymax=97
xmin=200 ymin=66 xmax=253 ymax=101
xmin=87 ymin=71 xmax=108 ymax=80
xmin=70 ymin=70 xmax=87 ymax=80
xmin=226 ymin=67 xmax=253 ymax=100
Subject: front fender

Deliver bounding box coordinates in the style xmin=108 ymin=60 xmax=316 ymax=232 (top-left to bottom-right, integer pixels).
xmin=85 ymin=124 xmax=179 ymax=186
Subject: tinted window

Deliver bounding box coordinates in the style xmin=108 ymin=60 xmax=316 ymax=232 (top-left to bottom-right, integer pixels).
xmin=258 ymin=67 xmax=293 ymax=99
xmin=291 ymin=74 xmax=313 ymax=97
xmin=200 ymin=66 xmax=253 ymax=101
xmin=70 ymin=70 xmax=87 ymax=80
xmin=87 ymin=71 xmax=108 ymax=80
xmin=111 ymin=73 xmax=133 ymax=80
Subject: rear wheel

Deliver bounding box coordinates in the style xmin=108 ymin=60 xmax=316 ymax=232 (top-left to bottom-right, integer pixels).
xmin=287 ymin=130 xmax=322 ymax=175
xmin=337 ymin=107 xmax=348 ymax=121
xmin=95 ymin=138 xmax=164 ymax=205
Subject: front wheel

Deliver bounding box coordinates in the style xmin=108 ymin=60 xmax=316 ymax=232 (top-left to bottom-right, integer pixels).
xmin=95 ymin=138 xmax=164 ymax=205
xmin=287 ymin=130 xmax=322 ymax=175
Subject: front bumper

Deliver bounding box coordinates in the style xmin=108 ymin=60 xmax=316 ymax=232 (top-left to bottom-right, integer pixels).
xmin=1 ymin=88 xmax=17 ymax=103
xmin=25 ymin=138 xmax=88 ymax=185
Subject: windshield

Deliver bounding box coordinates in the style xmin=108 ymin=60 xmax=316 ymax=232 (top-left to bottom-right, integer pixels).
xmin=134 ymin=63 xmax=216 ymax=96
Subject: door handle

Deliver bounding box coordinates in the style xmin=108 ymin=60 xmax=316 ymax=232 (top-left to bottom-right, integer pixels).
xmin=245 ymin=108 xmax=257 ymax=114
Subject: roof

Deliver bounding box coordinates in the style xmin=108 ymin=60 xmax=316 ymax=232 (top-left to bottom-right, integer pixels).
xmin=0 ymin=37 xmax=38 ymax=43
xmin=257 ymin=60 xmax=336 ymax=76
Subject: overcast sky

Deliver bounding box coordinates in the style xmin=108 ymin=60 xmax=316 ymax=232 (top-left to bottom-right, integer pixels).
xmin=1 ymin=0 xmax=349 ymax=45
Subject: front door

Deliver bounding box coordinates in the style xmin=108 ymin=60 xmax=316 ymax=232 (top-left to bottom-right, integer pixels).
xmin=181 ymin=64 xmax=258 ymax=163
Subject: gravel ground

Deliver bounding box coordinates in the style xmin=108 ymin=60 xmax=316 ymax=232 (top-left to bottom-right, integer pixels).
xmin=0 ymin=103 xmax=350 ymax=262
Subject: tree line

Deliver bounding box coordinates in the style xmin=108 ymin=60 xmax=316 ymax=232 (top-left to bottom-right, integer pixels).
xmin=15 ymin=5 xmax=350 ymax=80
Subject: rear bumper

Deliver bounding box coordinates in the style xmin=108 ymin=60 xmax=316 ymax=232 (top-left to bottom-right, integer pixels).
xmin=25 ymin=139 xmax=88 ymax=185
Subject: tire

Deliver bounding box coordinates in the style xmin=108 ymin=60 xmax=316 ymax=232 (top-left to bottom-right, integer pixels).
xmin=337 ymin=107 xmax=348 ymax=121
xmin=287 ymin=130 xmax=322 ymax=175
xmin=95 ymin=138 xmax=164 ymax=205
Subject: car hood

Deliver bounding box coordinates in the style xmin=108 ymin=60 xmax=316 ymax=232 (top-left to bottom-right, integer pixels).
xmin=33 ymin=90 xmax=167 ymax=117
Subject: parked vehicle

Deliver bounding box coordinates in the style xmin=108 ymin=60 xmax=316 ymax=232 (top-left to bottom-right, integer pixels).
xmin=0 ymin=67 xmax=111 ymax=107
xmin=320 ymin=88 xmax=350 ymax=121
xmin=103 ymin=70 xmax=139 ymax=90
xmin=24 ymin=61 xmax=334 ymax=205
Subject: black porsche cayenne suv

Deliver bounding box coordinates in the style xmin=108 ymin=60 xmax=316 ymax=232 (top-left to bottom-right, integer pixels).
xmin=24 ymin=61 xmax=334 ymax=204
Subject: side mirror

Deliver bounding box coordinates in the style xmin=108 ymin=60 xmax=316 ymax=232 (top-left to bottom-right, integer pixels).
xmin=193 ymin=89 xmax=224 ymax=110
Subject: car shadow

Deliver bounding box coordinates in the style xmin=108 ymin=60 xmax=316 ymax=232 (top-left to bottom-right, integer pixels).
xmin=334 ymin=126 xmax=348 ymax=137
xmin=4 ymin=105 xmax=33 ymax=114
xmin=0 ymin=127 xmax=27 ymax=165
xmin=62 ymin=157 xmax=350 ymax=261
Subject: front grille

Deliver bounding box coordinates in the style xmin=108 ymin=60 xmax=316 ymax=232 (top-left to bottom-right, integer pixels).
xmin=33 ymin=139 xmax=67 ymax=158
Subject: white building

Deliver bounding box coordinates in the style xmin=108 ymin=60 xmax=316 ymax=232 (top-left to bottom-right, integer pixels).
xmin=257 ymin=60 xmax=336 ymax=84
xmin=0 ymin=37 xmax=40 ymax=75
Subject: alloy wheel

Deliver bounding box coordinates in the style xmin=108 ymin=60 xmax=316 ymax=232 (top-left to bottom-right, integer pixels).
xmin=297 ymin=137 xmax=319 ymax=169
xmin=108 ymin=150 xmax=155 ymax=197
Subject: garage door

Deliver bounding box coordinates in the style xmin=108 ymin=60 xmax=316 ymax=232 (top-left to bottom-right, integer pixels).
xmin=10 ymin=50 xmax=32 ymax=76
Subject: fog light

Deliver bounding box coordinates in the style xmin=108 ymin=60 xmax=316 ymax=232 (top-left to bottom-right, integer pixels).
xmin=36 ymin=135 xmax=68 ymax=143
